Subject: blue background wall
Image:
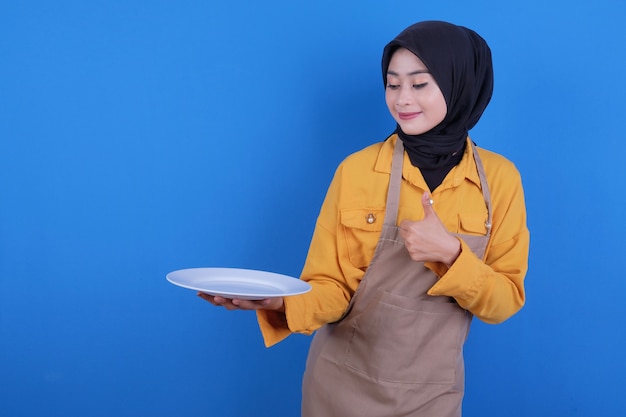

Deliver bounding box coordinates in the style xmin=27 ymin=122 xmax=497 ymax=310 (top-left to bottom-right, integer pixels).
xmin=1 ymin=1 xmax=625 ymax=416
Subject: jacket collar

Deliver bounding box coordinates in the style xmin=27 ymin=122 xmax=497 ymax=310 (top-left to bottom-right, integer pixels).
xmin=374 ymin=134 xmax=481 ymax=191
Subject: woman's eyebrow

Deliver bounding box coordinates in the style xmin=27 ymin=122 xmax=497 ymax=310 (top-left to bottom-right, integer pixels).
xmin=387 ymin=70 xmax=430 ymax=76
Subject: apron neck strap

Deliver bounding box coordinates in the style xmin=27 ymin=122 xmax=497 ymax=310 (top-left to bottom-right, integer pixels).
xmin=384 ymin=138 xmax=405 ymax=226
xmin=470 ymin=142 xmax=493 ymax=235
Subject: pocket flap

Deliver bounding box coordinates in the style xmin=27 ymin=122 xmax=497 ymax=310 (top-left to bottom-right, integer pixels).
xmin=458 ymin=213 xmax=488 ymax=234
xmin=340 ymin=208 xmax=385 ymax=232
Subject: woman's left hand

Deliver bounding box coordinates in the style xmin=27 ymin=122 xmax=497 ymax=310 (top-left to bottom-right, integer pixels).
xmin=399 ymin=192 xmax=461 ymax=266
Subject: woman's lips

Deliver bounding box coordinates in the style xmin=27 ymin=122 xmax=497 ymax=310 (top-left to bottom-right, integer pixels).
xmin=398 ymin=112 xmax=421 ymax=120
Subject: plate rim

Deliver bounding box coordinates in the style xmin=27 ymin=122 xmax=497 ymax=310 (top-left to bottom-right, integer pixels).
xmin=166 ymin=267 xmax=311 ymax=299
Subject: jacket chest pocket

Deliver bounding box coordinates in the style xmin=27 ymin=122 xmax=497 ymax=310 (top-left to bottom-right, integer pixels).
xmin=340 ymin=208 xmax=385 ymax=269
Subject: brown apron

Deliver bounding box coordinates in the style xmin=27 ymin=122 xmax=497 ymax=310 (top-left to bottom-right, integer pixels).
xmin=301 ymin=139 xmax=493 ymax=417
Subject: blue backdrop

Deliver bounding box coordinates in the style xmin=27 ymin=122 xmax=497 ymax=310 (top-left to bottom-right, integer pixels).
xmin=1 ymin=1 xmax=625 ymax=416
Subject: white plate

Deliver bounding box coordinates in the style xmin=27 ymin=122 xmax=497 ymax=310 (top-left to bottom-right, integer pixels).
xmin=166 ymin=267 xmax=311 ymax=300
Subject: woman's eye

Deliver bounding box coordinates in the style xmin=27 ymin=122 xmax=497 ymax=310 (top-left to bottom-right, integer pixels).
xmin=413 ymin=82 xmax=428 ymax=89
xmin=386 ymin=84 xmax=399 ymax=90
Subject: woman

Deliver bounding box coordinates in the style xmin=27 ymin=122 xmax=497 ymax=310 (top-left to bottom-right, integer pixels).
xmin=200 ymin=20 xmax=529 ymax=417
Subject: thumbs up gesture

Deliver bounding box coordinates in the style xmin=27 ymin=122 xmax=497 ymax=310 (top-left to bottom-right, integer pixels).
xmin=399 ymin=192 xmax=462 ymax=266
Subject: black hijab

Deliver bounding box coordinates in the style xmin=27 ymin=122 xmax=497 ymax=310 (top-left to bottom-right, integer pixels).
xmin=381 ymin=21 xmax=494 ymax=190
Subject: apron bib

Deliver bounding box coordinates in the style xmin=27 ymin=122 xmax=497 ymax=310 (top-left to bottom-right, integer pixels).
xmin=301 ymin=139 xmax=493 ymax=417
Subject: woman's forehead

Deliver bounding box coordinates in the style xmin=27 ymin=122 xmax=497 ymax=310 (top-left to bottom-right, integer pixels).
xmin=386 ymin=48 xmax=430 ymax=74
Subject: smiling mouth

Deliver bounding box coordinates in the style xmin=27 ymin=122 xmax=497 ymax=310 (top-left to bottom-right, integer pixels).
xmin=398 ymin=112 xmax=421 ymax=120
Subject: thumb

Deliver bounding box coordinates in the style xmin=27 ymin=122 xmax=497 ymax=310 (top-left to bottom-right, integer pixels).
xmin=421 ymin=192 xmax=437 ymax=219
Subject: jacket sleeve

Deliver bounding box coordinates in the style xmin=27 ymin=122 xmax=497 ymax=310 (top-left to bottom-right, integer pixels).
xmin=425 ymin=164 xmax=529 ymax=324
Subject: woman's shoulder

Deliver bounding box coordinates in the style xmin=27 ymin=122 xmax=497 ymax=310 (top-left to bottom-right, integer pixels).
xmin=339 ymin=138 xmax=392 ymax=171
xmin=476 ymin=146 xmax=521 ymax=175
xmin=327 ymin=139 xmax=392 ymax=207
xmin=475 ymin=146 xmax=524 ymax=190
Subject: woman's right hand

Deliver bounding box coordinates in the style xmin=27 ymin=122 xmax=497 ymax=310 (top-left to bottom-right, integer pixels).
xmin=197 ymin=292 xmax=285 ymax=312
xmin=399 ymin=192 xmax=461 ymax=266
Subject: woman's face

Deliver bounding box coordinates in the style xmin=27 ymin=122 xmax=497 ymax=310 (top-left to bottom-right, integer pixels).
xmin=385 ymin=48 xmax=447 ymax=135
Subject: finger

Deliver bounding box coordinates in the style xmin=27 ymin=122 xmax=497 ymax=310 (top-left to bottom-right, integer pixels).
xmin=211 ymin=295 xmax=239 ymax=309
xmin=421 ymin=192 xmax=437 ymax=219
xmin=233 ymin=298 xmax=263 ymax=310
xmin=226 ymin=298 xmax=256 ymax=310
xmin=213 ymin=295 xmax=226 ymax=305
xmin=398 ymin=219 xmax=412 ymax=239
xmin=398 ymin=219 xmax=415 ymax=231
xmin=216 ymin=297 xmax=240 ymax=310
xmin=218 ymin=296 xmax=243 ymax=309
xmin=197 ymin=292 xmax=219 ymax=305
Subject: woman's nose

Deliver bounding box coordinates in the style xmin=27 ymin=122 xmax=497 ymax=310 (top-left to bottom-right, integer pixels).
xmin=397 ymin=87 xmax=412 ymax=105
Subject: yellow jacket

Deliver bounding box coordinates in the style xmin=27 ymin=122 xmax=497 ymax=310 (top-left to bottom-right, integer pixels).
xmin=258 ymin=135 xmax=529 ymax=347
